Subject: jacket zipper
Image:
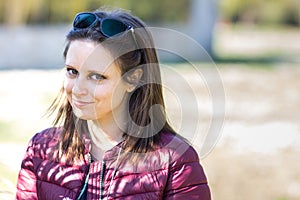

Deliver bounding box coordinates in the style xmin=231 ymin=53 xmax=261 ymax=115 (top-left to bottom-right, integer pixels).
xmin=100 ymin=160 xmax=107 ymax=200
xmin=76 ymin=153 xmax=92 ymax=200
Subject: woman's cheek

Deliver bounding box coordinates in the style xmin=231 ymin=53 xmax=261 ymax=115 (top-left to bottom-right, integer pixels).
xmin=64 ymin=78 xmax=74 ymax=94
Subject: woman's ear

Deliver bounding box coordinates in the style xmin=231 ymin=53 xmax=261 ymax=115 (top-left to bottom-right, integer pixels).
xmin=126 ymin=68 xmax=143 ymax=92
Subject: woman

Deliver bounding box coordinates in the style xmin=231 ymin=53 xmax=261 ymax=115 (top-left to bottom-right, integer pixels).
xmin=16 ymin=9 xmax=211 ymax=200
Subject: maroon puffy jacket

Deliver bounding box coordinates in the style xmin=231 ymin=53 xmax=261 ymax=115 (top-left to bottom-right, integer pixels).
xmin=16 ymin=127 xmax=211 ymax=200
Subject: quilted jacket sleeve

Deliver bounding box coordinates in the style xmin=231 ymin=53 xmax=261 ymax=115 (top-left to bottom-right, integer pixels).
xmin=163 ymin=144 xmax=211 ymax=200
xmin=15 ymin=138 xmax=38 ymax=200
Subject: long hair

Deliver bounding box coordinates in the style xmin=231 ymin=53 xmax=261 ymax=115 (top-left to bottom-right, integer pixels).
xmin=49 ymin=9 xmax=176 ymax=164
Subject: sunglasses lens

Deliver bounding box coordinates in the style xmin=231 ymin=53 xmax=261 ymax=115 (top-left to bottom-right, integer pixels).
xmin=74 ymin=13 xmax=97 ymax=29
xmin=101 ymin=18 xmax=129 ymax=37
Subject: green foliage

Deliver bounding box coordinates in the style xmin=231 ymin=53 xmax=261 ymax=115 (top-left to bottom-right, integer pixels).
xmin=0 ymin=0 xmax=298 ymax=26
xmin=1 ymin=0 xmax=298 ymax=26
xmin=220 ymin=0 xmax=300 ymax=26
xmin=276 ymin=198 xmax=289 ymax=200
xmin=0 ymin=0 xmax=189 ymax=25
xmin=121 ymin=0 xmax=189 ymax=23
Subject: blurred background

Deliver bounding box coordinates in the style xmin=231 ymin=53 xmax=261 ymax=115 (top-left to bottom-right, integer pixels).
xmin=0 ymin=0 xmax=300 ymax=199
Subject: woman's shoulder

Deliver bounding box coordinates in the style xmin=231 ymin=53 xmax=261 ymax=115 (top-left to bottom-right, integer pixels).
xmin=29 ymin=127 xmax=62 ymax=146
xmin=21 ymin=127 xmax=63 ymax=161
xmin=158 ymin=132 xmax=200 ymax=164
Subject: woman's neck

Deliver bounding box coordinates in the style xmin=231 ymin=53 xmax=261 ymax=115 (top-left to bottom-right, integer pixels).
xmin=87 ymin=119 xmax=124 ymax=160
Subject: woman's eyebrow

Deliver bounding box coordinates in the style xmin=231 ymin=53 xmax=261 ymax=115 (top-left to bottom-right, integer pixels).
xmin=87 ymin=69 xmax=106 ymax=74
xmin=64 ymin=65 xmax=109 ymax=74
xmin=87 ymin=68 xmax=108 ymax=74
xmin=65 ymin=64 xmax=78 ymax=69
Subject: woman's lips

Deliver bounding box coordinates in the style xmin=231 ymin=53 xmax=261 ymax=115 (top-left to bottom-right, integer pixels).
xmin=72 ymin=99 xmax=94 ymax=108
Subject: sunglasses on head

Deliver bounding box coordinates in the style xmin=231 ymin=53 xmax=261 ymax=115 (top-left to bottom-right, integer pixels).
xmin=72 ymin=12 xmax=140 ymax=48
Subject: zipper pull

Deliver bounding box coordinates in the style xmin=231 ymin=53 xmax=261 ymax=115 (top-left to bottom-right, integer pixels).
xmin=88 ymin=153 xmax=92 ymax=164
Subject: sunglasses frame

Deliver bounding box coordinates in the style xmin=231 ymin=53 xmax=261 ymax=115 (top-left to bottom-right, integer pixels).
xmin=72 ymin=12 xmax=140 ymax=49
xmin=73 ymin=12 xmax=130 ymax=35
xmin=73 ymin=12 xmax=140 ymax=49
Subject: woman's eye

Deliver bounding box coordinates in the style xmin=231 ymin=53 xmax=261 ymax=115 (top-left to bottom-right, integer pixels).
xmin=90 ymin=73 xmax=106 ymax=81
xmin=66 ymin=67 xmax=78 ymax=77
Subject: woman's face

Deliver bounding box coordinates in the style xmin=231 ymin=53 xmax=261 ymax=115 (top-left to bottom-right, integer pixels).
xmin=64 ymin=40 xmax=131 ymax=123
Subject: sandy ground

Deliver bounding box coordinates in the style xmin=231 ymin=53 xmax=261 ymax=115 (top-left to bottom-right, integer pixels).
xmin=0 ymin=64 xmax=300 ymax=200
xmin=203 ymin=65 xmax=300 ymax=200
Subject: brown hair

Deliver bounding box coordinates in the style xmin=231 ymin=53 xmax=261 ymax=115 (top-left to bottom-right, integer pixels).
xmin=49 ymin=9 xmax=176 ymax=164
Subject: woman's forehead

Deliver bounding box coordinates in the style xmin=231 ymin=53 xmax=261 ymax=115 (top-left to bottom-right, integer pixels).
xmin=66 ymin=40 xmax=118 ymax=71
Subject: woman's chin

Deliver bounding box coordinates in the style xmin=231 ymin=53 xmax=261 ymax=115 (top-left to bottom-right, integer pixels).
xmin=73 ymin=110 xmax=95 ymax=120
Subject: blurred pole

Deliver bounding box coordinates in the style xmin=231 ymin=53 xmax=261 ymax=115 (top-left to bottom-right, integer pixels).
xmin=188 ymin=0 xmax=218 ymax=57
xmin=153 ymin=0 xmax=218 ymax=62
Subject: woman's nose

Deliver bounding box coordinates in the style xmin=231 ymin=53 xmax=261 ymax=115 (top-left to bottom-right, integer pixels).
xmin=72 ymin=77 xmax=88 ymax=96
